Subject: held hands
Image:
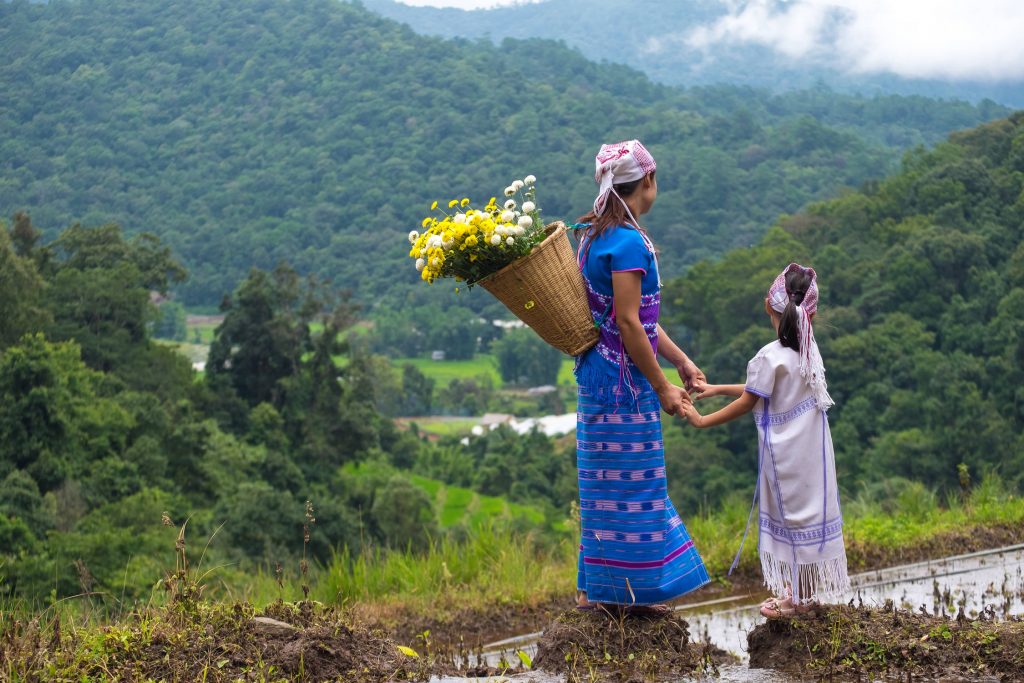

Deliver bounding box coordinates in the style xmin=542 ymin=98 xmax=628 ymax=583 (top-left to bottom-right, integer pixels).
xmin=680 ymin=402 xmax=705 ymax=428
xmin=656 ymin=383 xmax=692 ymax=417
xmin=677 ymin=359 xmax=707 ymax=394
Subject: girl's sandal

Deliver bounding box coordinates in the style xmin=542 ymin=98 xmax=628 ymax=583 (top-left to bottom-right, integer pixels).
xmin=759 ymin=596 xmax=817 ymax=619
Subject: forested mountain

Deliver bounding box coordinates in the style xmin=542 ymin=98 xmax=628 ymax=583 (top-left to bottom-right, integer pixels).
xmin=0 ymin=0 xmax=1010 ymax=307
xmin=659 ymin=113 xmax=1024 ymax=510
xmin=362 ymin=0 xmax=1024 ymax=107
xmin=0 ymin=210 xmax=576 ymax=601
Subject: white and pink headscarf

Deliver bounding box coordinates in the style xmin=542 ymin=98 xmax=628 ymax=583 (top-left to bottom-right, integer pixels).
xmin=593 ymin=140 xmax=657 ymax=217
xmin=768 ymin=263 xmax=834 ymax=409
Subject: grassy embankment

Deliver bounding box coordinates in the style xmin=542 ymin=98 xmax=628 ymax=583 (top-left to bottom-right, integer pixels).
xmin=2 ymin=474 xmax=1021 ymax=681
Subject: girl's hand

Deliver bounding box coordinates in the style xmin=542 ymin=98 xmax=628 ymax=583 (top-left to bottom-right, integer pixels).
xmin=677 ymin=359 xmax=707 ymax=393
xmin=656 ymin=384 xmax=692 ymax=416
xmin=681 ymin=403 xmax=704 ymax=428
xmin=694 ymin=384 xmax=720 ymax=401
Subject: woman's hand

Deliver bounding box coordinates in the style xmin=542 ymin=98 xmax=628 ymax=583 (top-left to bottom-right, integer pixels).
xmin=656 ymin=383 xmax=692 ymax=416
xmin=677 ymin=359 xmax=707 ymax=393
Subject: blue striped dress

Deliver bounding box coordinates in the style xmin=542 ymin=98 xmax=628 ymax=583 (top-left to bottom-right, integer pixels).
xmin=574 ymin=225 xmax=709 ymax=605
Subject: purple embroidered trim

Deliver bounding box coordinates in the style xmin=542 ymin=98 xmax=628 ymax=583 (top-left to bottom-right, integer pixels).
xmin=759 ymin=516 xmax=843 ymax=542
xmin=752 ymin=397 xmax=818 ymax=426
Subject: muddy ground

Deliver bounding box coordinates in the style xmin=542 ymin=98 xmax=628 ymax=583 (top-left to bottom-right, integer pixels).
xmin=9 ymin=596 xmax=1023 ymax=681
xmin=367 ymin=522 xmax=1024 ymax=649
xmin=533 ymin=607 xmax=733 ymax=682
xmin=748 ymin=603 xmax=1024 ymax=680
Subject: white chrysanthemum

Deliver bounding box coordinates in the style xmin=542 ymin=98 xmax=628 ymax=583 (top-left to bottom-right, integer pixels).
xmin=501 ymin=210 xmax=515 ymax=222
xmin=504 ymin=199 xmax=516 ymax=210
xmin=430 ymin=258 xmax=440 ymax=268
xmin=514 ymin=225 xmax=525 ymax=236
xmin=415 ymin=258 xmax=425 ymax=271
xmin=408 ymin=230 xmax=419 ymax=244
xmin=453 ymin=213 xmax=466 ymax=224
xmin=419 ymin=247 xmax=427 ymax=256
xmin=490 ymin=234 xmax=501 ymax=246
xmin=522 ymin=201 xmax=535 ymax=213
xmin=524 ymin=175 xmax=536 ymax=185
xmin=442 ymin=239 xmax=454 ymax=250
xmin=518 ymin=215 xmax=533 ymax=229
xmin=512 ymin=180 xmax=524 ymax=191
xmin=503 ymin=186 xmax=515 ymax=197
xmin=506 ymin=236 xmax=515 ymax=246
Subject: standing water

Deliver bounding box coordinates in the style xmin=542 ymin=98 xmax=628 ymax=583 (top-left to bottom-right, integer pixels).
xmin=438 ymin=544 xmax=1024 ymax=682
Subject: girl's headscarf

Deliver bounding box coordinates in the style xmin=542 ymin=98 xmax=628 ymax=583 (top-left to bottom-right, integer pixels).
xmin=767 ymin=263 xmax=834 ymax=409
xmin=593 ymin=140 xmax=657 ymax=217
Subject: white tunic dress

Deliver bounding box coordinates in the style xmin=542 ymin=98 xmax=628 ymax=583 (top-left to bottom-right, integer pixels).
xmin=745 ymin=340 xmax=849 ymax=605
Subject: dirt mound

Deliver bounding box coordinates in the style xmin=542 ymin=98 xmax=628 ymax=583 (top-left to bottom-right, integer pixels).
xmin=355 ymin=595 xmax=568 ymax=648
xmin=748 ymin=603 xmax=1024 ymax=680
xmin=533 ymin=608 xmax=730 ymax=682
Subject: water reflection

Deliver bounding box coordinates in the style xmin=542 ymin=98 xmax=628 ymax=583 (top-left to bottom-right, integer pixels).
xmin=681 ymin=543 xmax=1024 ymax=665
xmin=436 ymin=544 xmax=1024 ymax=683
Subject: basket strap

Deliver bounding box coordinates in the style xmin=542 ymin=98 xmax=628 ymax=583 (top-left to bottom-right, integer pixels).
xmin=572 ymin=223 xmax=612 ymax=329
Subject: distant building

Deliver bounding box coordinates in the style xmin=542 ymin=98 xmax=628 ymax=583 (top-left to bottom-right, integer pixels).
xmin=430 ymin=350 xmax=446 ymax=361
xmin=479 ymin=413 xmax=514 ymax=428
xmin=527 ymin=385 xmax=557 ymax=395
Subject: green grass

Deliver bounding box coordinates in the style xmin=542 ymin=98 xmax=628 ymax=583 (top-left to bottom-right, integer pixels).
xmin=406 ymin=417 xmax=480 ymax=437
xmin=320 ymin=525 xmax=577 ymax=612
xmin=410 ymin=474 xmax=546 ymax=529
xmin=392 ymin=355 xmax=502 ymax=387
xmin=436 ymin=485 xmax=474 ymax=526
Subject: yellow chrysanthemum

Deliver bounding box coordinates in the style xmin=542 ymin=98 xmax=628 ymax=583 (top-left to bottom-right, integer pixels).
xmin=431 ymin=200 xmax=438 ymax=210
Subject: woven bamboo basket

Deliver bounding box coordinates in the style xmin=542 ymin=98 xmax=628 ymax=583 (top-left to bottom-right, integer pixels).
xmin=477 ymin=221 xmax=598 ymax=356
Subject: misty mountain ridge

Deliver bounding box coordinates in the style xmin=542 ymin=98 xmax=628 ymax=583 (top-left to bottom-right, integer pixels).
xmin=360 ymin=0 xmax=1024 ymax=108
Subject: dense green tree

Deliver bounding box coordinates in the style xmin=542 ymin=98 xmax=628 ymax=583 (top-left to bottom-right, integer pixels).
xmin=153 ymin=301 xmax=188 ymax=341
xmin=401 ymin=364 xmax=434 ymax=416
xmin=491 ymin=328 xmax=564 ymax=387
xmin=370 ymin=475 xmax=438 ymax=551
xmin=0 ymin=334 xmax=132 ymax=492
xmin=206 ymin=265 xmax=310 ymax=409
xmin=0 ymin=220 xmax=47 ymax=349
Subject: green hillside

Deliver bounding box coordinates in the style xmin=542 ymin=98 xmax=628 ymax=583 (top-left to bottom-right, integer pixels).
xmin=0 ymin=0 xmax=1009 ymax=307
xmin=660 ymin=113 xmax=1024 ymax=510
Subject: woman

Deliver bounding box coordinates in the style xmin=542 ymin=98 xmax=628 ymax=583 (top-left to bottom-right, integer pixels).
xmin=573 ymin=140 xmax=710 ymax=612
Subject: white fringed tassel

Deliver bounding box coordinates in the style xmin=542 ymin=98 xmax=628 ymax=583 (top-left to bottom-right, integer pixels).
xmin=760 ymin=550 xmax=850 ymax=605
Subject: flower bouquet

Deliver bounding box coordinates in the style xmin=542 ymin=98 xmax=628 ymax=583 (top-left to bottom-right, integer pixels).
xmin=409 ymin=176 xmax=598 ymax=355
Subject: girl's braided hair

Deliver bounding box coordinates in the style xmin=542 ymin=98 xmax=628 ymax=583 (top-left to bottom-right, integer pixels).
xmin=777 ymin=268 xmax=814 ymax=352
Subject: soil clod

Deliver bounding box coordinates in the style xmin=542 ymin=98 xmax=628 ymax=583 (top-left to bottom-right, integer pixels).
xmin=533 ymin=608 xmax=732 ymax=681
xmin=748 ymin=604 xmax=1024 ymax=680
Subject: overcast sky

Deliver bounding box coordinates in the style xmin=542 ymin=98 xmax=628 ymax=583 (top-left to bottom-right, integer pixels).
xmin=398 ymin=0 xmax=1024 ymax=81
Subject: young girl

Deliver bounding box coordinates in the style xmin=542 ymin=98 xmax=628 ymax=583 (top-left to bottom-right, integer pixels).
xmin=682 ymin=263 xmax=849 ymax=618
xmin=573 ymin=140 xmax=710 ymax=612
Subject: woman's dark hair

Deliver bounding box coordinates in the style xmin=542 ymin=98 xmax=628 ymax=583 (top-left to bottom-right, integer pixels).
xmin=777 ymin=268 xmax=813 ymax=352
xmin=573 ymin=171 xmax=653 ymax=243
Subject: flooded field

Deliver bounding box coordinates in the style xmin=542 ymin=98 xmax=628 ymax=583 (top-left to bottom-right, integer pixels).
xmin=442 ymin=543 xmax=1024 ymax=682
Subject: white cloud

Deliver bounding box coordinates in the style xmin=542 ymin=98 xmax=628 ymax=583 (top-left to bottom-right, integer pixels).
xmin=687 ymin=0 xmax=1024 ymax=82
